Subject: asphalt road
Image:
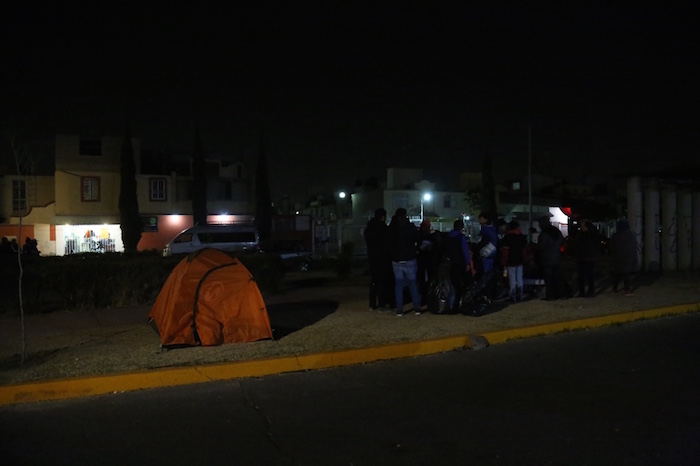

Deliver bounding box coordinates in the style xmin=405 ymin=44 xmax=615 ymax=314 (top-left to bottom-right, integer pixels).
xmin=2 ymin=313 xmax=699 ymax=465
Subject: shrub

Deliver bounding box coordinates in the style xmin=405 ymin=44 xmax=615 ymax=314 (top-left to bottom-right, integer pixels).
xmin=0 ymin=250 xmax=285 ymax=314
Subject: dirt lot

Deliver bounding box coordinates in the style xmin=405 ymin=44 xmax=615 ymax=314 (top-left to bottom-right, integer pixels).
xmin=1 ymin=263 xmax=699 ymax=386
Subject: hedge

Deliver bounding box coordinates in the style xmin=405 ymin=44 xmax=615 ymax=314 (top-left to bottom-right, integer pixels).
xmin=0 ymin=250 xmax=285 ymax=314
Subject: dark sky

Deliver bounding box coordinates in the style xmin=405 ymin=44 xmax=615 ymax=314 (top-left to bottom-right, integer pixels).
xmin=3 ymin=4 xmax=699 ymax=203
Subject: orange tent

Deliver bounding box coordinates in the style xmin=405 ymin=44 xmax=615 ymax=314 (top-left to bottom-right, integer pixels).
xmin=149 ymin=248 xmax=272 ymax=348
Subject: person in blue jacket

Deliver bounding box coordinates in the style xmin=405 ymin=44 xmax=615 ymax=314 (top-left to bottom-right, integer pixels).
xmin=444 ymin=219 xmax=473 ymax=301
xmin=477 ymin=212 xmax=499 ymax=275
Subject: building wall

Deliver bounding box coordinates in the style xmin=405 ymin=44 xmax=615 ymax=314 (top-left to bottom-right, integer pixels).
xmin=137 ymin=174 xmax=175 ymax=215
xmin=382 ymin=189 xmax=465 ymax=222
xmin=54 ymin=170 xmax=121 ymax=217
xmin=1 ymin=133 xmax=260 ymax=255
xmin=0 ymin=175 xmax=55 ymax=222
xmin=0 ymin=225 xmax=35 ymax=243
xmin=137 ymin=214 xmax=194 ymax=253
xmin=386 ymin=167 xmax=423 ymax=190
xmin=55 ymin=134 xmax=141 ymax=172
xmin=54 ymin=134 xmax=139 ymax=219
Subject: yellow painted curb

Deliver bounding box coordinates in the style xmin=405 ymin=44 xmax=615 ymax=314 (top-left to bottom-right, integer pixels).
xmin=480 ymin=303 xmax=700 ymax=345
xmin=1 ymin=304 xmax=697 ymax=406
xmin=0 ymin=336 xmax=471 ymax=406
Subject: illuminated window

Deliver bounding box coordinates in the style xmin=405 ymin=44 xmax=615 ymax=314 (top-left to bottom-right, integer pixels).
xmin=149 ymin=178 xmax=167 ymax=201
xmin=81 ymin=176 xmax=100 ymax=201
xmin=12 ymin=179 xmax=26 ymax=213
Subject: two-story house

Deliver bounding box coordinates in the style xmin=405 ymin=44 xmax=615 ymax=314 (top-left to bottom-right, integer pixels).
xmin=0 ymin=134 xmax=255 ymax=255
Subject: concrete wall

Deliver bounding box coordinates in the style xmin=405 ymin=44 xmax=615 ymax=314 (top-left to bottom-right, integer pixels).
xmin=628 ymin=177 xmax=699 ymax=272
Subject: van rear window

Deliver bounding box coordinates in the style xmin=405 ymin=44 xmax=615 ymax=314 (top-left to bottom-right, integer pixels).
xmin=198 ymin=232 xmax=257 ymax=244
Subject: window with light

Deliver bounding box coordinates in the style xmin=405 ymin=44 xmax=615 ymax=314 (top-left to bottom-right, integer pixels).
xmin=81 ymin=176 xmax=100 ymax=201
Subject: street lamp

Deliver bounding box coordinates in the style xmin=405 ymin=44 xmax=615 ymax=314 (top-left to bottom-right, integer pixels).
xmin=420 ymin=192 xmax=432 ymax=222
xmin=338 ymin=191 xmax=346 ymax=219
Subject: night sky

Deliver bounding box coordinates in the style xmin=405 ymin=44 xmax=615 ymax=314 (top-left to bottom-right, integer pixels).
xmin=3 ymin=4 xmax=698 ymax=204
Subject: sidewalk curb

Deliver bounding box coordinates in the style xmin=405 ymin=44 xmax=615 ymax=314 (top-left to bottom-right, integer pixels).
xmin=1 ymin=303 xmax=698 ymax=406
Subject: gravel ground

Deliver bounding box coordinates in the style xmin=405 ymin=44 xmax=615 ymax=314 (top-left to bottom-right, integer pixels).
xmin=1 ymin=263 xmax=699 ymax=386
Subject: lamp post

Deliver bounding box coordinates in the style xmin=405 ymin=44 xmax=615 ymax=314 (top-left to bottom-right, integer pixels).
xmin=338 ymin=191 xmax=346 ymax=219
xmin=337 ymin=191 xmax=347 ymax=250
xmin=420 ymin=192 xmax=432 ymax=222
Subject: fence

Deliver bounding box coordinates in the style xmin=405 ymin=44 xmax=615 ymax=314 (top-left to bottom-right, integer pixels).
xmin=64 ymin=236 xmax=116 ymax=254
xmin=312 ymin=218 xmax=485 ymax=257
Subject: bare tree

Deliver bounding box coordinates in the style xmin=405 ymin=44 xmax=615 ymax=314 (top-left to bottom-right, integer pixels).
xmin=4 ymin=128 xmax=46 ymax=364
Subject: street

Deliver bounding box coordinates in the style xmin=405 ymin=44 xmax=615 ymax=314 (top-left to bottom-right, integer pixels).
xmin=2 ymin=312 xmax=699 ymax=465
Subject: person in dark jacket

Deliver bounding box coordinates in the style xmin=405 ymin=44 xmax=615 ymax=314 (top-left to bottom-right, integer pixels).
xmin=416 ymin=219 xmax=441 ymax=303
xmin=364 ymin=208 xmax=394 ymax=312
xmin=536 ymin=216 xmax=565 ymax=300
xmin=444 ymin=219 xmax=472 ymax=302
xmin=387 ymin=208 xmax=422 ymax=316
xmin=609 ymin=219 xmax=639 ymax=296
xmin=500 ymin=220 xmax=528 ymax=301
xmin=573 ymin=220 xmax=601 ymax=297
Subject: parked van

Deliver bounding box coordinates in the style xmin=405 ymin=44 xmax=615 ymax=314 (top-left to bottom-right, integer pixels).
xmin=163 ymin=224 xmax=259 ymax=256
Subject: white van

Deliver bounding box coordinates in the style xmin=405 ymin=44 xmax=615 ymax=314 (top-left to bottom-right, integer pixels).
xmin=163 ymin=224 xmax=259 ymax=256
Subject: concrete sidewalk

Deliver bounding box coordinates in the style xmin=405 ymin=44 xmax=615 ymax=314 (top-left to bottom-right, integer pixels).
xmin=1 ymin=306 xmax=698 ymax=406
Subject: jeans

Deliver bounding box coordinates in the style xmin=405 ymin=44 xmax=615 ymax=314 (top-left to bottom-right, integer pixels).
xmin=392 ymin=259 xmax=421 ymax=311
xmin=507 ymin=265 xmax=523 ymax=296
xmin=482 ymin=256 xmax=495 ymax=273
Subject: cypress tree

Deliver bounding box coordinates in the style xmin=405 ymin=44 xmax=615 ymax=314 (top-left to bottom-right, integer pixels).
xmin=255 ymin=136 xmax=273 ymax=241
xmin=191 ymin=122 xmax=208 ymax=225
xmin=119 ymin=124 xmax=142 ymax=252
xmin=481 ymin=152 xmax=498 ymax=217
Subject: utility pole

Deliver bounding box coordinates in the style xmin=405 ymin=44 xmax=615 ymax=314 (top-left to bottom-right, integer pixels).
xmin=528 ymin=125 xmax=533 ymax=243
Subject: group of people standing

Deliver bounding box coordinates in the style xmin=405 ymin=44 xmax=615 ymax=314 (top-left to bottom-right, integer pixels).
xmin=365 ymin=207 xmax=640 ymax=315
xmin=538 ymin=216 xmax=638 ymax=300
xmin=364 ymin=207 xmax=424 ymax=316
xmin=0 ymin=236 xmax=40 ymax=256
xmin=364 ymin=208 xmax=503 ymax=316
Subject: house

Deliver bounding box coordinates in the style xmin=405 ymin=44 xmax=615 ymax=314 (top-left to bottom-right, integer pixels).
xmin=351 ymin=168 xmax=467 ymax=230
xmin=0 ymin=134 xmax=256 ymax=255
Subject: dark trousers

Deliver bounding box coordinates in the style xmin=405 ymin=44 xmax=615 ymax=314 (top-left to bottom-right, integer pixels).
xmin=612 ymin=271 xmax=631 ymax=292
xmin=449 ymin=265 xmax=473 ymax=300
xmin=576 ymin=260 xmax=596 ymax=295
xmin=542 ymin=264 xmax=561 ymax=299
xmin=369 ymin=264 xmax=393 ymax=309
xmin=417 ymin=254 xmax=437 ymax=301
